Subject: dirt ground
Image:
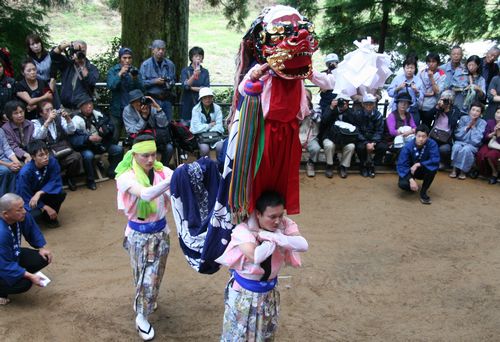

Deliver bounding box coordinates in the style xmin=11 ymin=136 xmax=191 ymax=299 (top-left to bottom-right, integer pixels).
xmin=1 ymin=171 xmax=499 ymax=341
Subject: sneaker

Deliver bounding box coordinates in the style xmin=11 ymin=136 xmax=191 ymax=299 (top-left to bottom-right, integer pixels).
xmin=339 ymin=165 xmax=348 ymax=178
xmin=368 ymin=166 xmax=376 ymax=178
xmin=449 ymin=170 xmax=457 ymax=178
xmin=420 ymin=193 xmax=432 ymax=205
xmin=458 ymin=173 xmax=466 ymax=180
xmin=325 ymin=164 xmax=334 ymax=178
xmin=488 ymin=176 xmax=498 ymax=185
xmin=306 ymin=162 xmax=315 ymax=177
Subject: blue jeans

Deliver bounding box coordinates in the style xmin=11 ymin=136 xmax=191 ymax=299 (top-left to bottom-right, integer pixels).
xmin=0 ymin=159 xmax=16 ymax=195
xmin=81 ymin=143 xmax=124 ymax=181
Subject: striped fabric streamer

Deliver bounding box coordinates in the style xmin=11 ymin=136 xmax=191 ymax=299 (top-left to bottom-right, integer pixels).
xmin=229 ymin=94 xmax=264 ymax=222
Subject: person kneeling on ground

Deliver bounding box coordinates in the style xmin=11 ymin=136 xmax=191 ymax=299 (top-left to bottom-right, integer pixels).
xmin=397 ymin=124 xmax=440 ymax=204
xmin=71 ymin=94 xmax=124 ymax=190
xmin=215 ymin=190 xmax=308 ymax=341
xmin=16 ymin=140 xmax=66 ymax=228
xmin=0 ymin=193 xmax=53 ymax=305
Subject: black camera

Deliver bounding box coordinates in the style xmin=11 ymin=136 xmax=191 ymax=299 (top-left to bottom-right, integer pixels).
xmin=92 ymin=118 xmax=111 ymax=138
xmin=140 ymin=97 xmax=153 ymax=106
xmin=442 ymin=98 xmax=450 ymax=105
xmin=68 ymin=46 xmax=85 ymax=60
xmin=128 ymin=66 xmax=139 ymax=77
xmin=337 ymin=98 xmax=346 ymax=107
xmin=162 ymin=74 xmax=175 ymax=90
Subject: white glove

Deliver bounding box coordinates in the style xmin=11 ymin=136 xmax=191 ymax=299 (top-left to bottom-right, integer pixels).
xmin=259 ymin=230 xmax=308 ymax=252
xmin=254 ymin=241 xmax=276 ymax=264
xmin=140 ymin=178 xmax=170 ymax=201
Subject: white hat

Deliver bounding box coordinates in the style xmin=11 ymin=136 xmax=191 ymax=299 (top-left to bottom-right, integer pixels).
xmin=325 ymin=53 xmax=339 ymax=63
xmin=362 ymin=94 xmax=377 ymax=103
xmin=335 ymin=93 xmax=352 ymax=101
xmin=198 ymin=87 xmax=214 ymax=100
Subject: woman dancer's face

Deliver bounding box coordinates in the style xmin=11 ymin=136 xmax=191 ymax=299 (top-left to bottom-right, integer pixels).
xmin=134 ymin=151 xmax=157 ymax=172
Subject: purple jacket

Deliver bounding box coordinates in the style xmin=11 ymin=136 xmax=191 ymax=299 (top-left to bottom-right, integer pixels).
xmin=1 ymin=120 xmax=34 ymax=159
xmin=483 ymin=119 xmax=500 ymax=144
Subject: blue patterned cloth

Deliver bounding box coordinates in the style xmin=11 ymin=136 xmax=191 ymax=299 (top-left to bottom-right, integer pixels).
xmin=170 ymin=157 xmax=234 ymax=274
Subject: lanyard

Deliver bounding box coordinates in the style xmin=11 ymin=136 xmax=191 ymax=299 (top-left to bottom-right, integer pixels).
xmin=35 ymin=166 xmax=48 ymax=183
xmin=413 ymin=143 xmax=426 ymax=162
xmin=8 ymin=223 xmax=21 ymax=257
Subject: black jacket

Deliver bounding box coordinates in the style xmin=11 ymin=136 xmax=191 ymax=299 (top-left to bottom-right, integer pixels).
xmin=351 ymin=109 xmax=385 ymax=144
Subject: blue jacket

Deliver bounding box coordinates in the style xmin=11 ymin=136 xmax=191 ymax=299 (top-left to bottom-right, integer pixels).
xmin=139 ymin=57 xmax=176 ymax=97
xmin=397 ymin=138 xmax=440 ymax=178
xmin=16 ymin=157 xmax=63 ymax=211
xmin=0 ymin=214 xmax=46 ymax=286
xmin=106 ymin=63 xmax=144 ymax=118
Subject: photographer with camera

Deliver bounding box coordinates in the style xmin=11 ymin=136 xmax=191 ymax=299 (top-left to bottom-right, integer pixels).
xmin=70 ymin=95 xmax=124 ymax=190
xmin=50 ymin=40 xmax=99 ymax=112
xmin=123 ymin=89 xmax=174 ymax=166
xmin=319 ymin=93 xmax=357 ymax=178
xmin=139 ymin=39 xmax=176 ymax=122
xmin=427 ymin=90 xmax=462 ymax=169
xmin=107 ymin=47 xmax=143 ymax=144
xmin=318 ymin=53 xmax=339 ymax=115
xmin=33 ymin=100 xmax=81 ymax=191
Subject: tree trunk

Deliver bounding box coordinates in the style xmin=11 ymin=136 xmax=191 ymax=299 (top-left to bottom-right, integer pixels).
xmin=120 ymin=0 xmax=189 ymax=80
xmin=378 ymin=0 xmax=389 ymax=53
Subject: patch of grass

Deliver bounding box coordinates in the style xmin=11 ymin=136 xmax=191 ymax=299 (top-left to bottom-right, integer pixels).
xmin=46 ymin=2 xmax=328 ymax=84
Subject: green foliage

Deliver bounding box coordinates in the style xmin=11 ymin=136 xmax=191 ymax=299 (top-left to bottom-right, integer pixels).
xmin=92 ymin=37 xmax=121 ymax=105
xmin=213 ymin=87 xmax=234 ymax=117
xmin=0 ymin=0 xmax=50 ymax=78
xmin=317 ymin=0 xmax=499 ymax=67
xmin=105 ymin=0 xmax=120 ymax=11
xmin=205 ymin=0 xmax=250 ymax=30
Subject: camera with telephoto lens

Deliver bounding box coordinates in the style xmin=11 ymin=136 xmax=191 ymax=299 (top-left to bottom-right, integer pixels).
xmin=128 ymin=66 xmax=139 ymax=77
xmin=337 ymin=98 xmax=346 ymax=107
xmin=140 ymin=96 xmax=153 ymax=106
xmin=162 ymin=73 xmax=175 ymax=91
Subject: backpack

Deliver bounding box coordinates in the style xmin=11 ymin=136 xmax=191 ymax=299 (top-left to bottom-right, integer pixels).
xmin=169 ymin=121 xmax=198 ymax=152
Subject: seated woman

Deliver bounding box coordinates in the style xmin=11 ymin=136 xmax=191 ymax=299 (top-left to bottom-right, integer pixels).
xmin=2 ymin=100 xmax=34 ymax=163
xmin=33 ymin=100 xmax=81 ymax=191
xmin=451 ymin=55 xmax=486 ymax=115
xmin=215 ymin=190 xmax=308 ymax=341
xmin=385 ymin=93 xmax=416 ymax=157
xmin=450 ymin=102 xmax=487 ymax=179
xmin=180 ymin=46 xmax=210 ymax=126
xmin=476 ymin=108 xmax=500 ymax=184
xmin=189 ymin=87 xmax=224 ymax=158
xmin=427 ymin=90 xmax=462 ymax=168
xmin=0 ymin=128 xmax=22 ymax=194
xmin=0 ymin=56 xmax=16 ymax=118
xmin=15 ymin=60 xmax=53 ymax=120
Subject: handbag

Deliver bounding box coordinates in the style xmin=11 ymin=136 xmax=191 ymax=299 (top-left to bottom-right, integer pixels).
xmin=488 ymin=136 xmax=500 ymax=151
xmin=50 ymin=140 xmax=74 ymax=159
xmin=197 ymin=131 xmax=224 ymax=145
xmin=331 ymin=121 xmax=358 ymax=145
xmin=429 ymin=126 xmax=451 ymax=143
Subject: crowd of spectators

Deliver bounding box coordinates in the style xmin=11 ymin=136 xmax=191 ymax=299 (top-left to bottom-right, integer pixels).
xmin=0 ymin=35 xmax=498 ymax=221
xmin=301 ymin=44 xmax=500 ymax=194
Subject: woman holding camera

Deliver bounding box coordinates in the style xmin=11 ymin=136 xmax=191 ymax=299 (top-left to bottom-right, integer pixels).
xmin=15 ymin=60 xmax=53 ymax=120
xmin=1 ymin=100 xmax=34 ymax=163
xmin=32 ymin=100 xmax=81 ymax=191
xmin=427 ymin=90 xmax=461 ymax=168
xmin=180 ymin=46 xmax=210 ymax=126
xmin=476 ymin=108 xmax=500 ymax=184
